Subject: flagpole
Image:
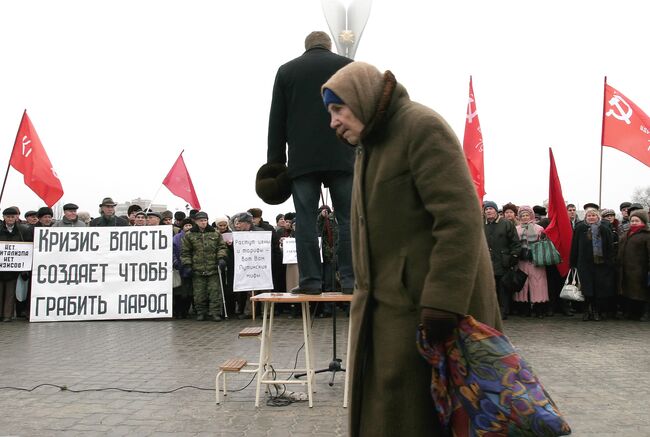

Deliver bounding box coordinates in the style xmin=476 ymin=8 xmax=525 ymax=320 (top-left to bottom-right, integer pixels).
xmin=598 ymin=76 xmax=607 ymax=208
xmin=145 ymin=184 xmax=164 ymax=212
xmin=0 ymin=110 xmax=27 ymax=207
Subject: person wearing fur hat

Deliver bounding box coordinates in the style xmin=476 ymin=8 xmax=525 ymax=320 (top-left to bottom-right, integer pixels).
xmin=514 ymin=205 xmax=550 ymax=318
xmin=502 ymin=202 xmax=519 ymax=225
xmin=570 ymin=207 xmax=616 ymax=321
xmin=35 ymin=206 xmax=55 ymax=227
xmin=483 ymin=201 xmax=521 ymax=320
xmin=617 ymin=209 xmax=650 ymax=321
xmin=533 ymin=205 xmax=550 ymax=228
xmin=180 ymin=211 xmax=228 ymax=322
xmin=266 ymin=31 xmax=355 ymax=296
xmin=322 ymin=61 xmax=501 ymax=437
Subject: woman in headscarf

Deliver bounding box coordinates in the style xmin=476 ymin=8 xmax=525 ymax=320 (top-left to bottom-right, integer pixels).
xmin=513 ymin=205 xmax=549 ymax=318
xmin=617 ymin=209 xmax=650 ymax=321
xmin=570 ymin=208 xmax=616 ymax=321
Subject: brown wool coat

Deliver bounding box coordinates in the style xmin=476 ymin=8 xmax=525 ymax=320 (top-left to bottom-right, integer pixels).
xmin=323 ymin=63 xmax=501 ymax=437
xmin=617 ymin=227 xmax=650 ymax=302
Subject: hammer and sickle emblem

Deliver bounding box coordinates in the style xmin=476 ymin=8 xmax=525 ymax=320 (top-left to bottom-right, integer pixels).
xmin=606 ymin=94 xmax=633 ymax=125
xmin=21 ymin=135 xmax=33 ymax=158
xmin=466 ymin=96 xmax=478 ymax=123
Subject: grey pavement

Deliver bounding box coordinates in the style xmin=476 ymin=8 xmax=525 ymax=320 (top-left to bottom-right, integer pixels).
xmin=0 ymin=312 xmax=649 ymax=436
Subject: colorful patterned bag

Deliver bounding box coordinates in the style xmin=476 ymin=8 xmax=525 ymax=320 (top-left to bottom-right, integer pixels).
xmin=416 ymin=316 xmax=571 ymax=436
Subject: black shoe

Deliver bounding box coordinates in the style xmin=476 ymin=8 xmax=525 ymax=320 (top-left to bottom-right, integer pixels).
xmin=196 ymin=314 xmax=206 ymax=321
xmin=211 ymin=315 xmax=223 ymax=322
xmin=290 ymin=286 xmax=322 ymax=295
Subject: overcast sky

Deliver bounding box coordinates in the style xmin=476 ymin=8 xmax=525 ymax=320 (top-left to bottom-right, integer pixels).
xmin=1 ymin=0 xmax=648 ymax=221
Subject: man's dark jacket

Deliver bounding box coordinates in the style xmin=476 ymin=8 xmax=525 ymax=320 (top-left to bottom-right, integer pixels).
xmin=484 ymin=217 xmax=521 ymax=276
xmin=267 ymin=47 xmax=354 ymax=179
xmin=89 ymin=215 xmax=128 ymax=227
xmin=0 ymin=223 xmax=33 ymax=281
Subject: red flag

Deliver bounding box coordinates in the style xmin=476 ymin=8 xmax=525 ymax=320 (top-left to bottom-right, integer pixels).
xmin=162 ymin=151 xmax=201 ymax=210
xmin=10 ymin=111 xmax=64 ymax=207
xmin=544 ymin=148 xmax=572 ymax=277
xmin=602 ymin=82 xmax=650 ymax=167
xmin=462 ymin=76 xmax=485 ymax=200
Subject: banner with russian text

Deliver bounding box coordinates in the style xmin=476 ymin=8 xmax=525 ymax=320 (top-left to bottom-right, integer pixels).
xmin=233 ymin=231 xmax=273 ymax=292
xmin=0 ymin=241 xmax=33 ymax=271
xmin=30 ymin=227 xmax=172 ymax=322
xmin=282 ymin=237 xmax=322 ymax=264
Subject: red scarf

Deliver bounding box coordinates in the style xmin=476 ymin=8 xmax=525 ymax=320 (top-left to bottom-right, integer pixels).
xmin=628 ymin=224 xmax=646 ymax=237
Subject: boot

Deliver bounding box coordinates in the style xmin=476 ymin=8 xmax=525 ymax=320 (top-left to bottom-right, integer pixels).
xmin=592 ymin=304 xmax=601 ymax=321
xmin=640 ymin=303 xmax=649 ymax=322
xmin=583 ymin=303 xmax=592 ymax=321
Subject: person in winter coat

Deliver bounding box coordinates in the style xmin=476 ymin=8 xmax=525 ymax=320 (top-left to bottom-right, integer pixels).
xmin=53 ymin=203 xmax=86 ymax=227
xmin=617 ymin=209 xmax=650 ymax=321
xmin=484 ymin=200 xmax=521 ymax=319
xmin=514 ymin=205 xmax=550 ymax=318
xmin=35 ymin=207 xmax=55 ymax=227
xmin=0 ymin=207 xmax=33 ymax=321
xmin=180 ymin=211 xmax=228 ymax=321
xmin=90 ymin=197 xmax=128 ymax=227
xmin=502 ymin=202 xmax=519 ymax=226
xmin=173 ymin=218 xmax=194 ymax=318
xmin=267 ymin=31 xmax=354 ymax=295
xmin=322 ymin=61 xmax=501 ymax=437
xmin=570 ymin=207 xmax=616 ymax=321
xmin=318 ymin=205 xmax=339 ymax=293
xmin=214 ymin=216 xmax=236 ymax=318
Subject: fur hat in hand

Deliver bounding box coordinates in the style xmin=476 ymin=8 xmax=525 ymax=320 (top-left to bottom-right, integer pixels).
xmin=255 ymin=163 xmax=291 ymax=205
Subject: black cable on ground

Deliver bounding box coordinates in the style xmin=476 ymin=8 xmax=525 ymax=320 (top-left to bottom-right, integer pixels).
xmin=1 ymin=302 xmax=323 ymax=403
xmin=0 ymin=374 xmax=257 ymax=395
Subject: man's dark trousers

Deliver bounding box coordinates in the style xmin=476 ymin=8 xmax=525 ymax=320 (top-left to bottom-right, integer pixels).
xmin=292 ymin=171 xmax=353 ymax=291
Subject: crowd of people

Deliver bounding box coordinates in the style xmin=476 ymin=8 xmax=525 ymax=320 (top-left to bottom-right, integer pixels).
xmin=484 ymin=200 xmax=650 ymax=322
xmin=0 ymin=196 xmax=342 ymax=323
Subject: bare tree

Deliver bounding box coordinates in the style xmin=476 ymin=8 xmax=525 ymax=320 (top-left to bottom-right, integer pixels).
xmin=632 ymin=186 xmax=650 ymax=208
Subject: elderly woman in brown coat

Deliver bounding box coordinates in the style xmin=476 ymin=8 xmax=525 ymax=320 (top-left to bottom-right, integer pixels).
xmin=322 ymin=62 xmax=501 ymax=437
xmin=617 ymin=209 xmax=650 ymax=320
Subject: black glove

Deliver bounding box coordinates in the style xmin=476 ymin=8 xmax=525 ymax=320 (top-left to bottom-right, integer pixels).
xmin=510 ymin=255 xmax=519 ymax=267
xmin=218 ymin=259 xmax=227 ymax=270
xmin=420 ymin=307 xmax=459 ymax=344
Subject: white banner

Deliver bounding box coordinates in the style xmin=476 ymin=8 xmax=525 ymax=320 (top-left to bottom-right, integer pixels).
xmin=233 ymin=231 xmax=273 ymax=292
xmin=282 ymin=237 xmax=322 ymax=264
xmin=30 ymin=226 xmax=173 ymax=322
xmin=0 ymin=241 xmax=33 ymax=271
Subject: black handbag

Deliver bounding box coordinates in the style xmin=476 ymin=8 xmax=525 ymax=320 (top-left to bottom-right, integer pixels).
xmin=501 ymin=268 xmax=528 ymax=294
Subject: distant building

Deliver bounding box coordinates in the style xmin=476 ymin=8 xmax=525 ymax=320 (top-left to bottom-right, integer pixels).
xmin=116 ymin=198 xmax=167 ymax=217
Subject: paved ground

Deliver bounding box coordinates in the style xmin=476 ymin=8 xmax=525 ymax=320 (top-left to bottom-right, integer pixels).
xmin=0 ymin=312 xmax=649 ymax=436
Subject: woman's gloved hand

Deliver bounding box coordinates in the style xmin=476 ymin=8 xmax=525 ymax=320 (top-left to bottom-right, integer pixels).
xmin=420 ymin=307 xmax=459 ymax=343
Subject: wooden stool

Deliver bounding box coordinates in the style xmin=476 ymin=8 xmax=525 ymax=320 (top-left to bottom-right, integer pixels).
xmin=216 ymin=358 xmax=247 ymax=404
xmin=238 ymin=327 xmax=263 ymax=338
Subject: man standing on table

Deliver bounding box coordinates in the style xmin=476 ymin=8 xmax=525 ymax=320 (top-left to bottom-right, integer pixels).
xmin=322 ymin=62 xmax=502 ymax=437
xmin=266 ymin=31 xmax=354 ymax=295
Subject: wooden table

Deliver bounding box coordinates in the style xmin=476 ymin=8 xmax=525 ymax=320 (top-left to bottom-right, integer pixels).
xmin=250 ymin=292 xmax=353 ymax=408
